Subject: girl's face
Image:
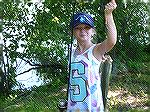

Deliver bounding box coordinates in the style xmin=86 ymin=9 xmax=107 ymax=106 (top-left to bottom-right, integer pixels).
xmin=73 ymin=24 xmax=94 ymax=42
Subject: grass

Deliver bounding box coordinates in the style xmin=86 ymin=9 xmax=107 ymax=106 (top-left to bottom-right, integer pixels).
xmin=107 ymin=61 xmax=150 ymax=111
xmin=0 ymin=62 xmax=149 ymax=112
xmin=0 ymin=81 xmax=68 ymax=112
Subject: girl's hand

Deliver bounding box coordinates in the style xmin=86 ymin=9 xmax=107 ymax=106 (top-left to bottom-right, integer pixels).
xmin=104 ymin=1 xmax=117 ymax=16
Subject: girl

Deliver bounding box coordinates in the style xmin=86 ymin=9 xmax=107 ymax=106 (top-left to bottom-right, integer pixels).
xmin=67 ymin=1 xmax=117 ymax=112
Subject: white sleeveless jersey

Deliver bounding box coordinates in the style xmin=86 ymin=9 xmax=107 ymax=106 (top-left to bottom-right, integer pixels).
xmin=67 ymin=45 xmax=104 ymax=112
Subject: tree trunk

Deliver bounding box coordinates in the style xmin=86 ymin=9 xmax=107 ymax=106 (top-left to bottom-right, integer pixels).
xmin=0 ymin=39 xmax=4 ymax=95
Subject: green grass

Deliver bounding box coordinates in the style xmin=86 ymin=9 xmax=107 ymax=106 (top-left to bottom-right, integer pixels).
xmin=107 ymin=62 xmax=150 ymax=112
xmin=0 ymin=62 xmax=149 ymax=112
xmin=0 ymin=82 xmax=67 ymax=112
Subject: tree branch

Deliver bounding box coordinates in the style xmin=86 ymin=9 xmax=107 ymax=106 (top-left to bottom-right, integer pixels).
xmin=17 ymin=67 xmax=40 ymax=76
xmin=16 ymin=60 xmax=67 ymax=76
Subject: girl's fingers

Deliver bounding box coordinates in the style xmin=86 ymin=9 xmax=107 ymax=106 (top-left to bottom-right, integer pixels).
xmin=105 ymin=2 xmax=117 ymax=9
xmin=105 ymin=2 xmax=117 ymax=11
xmin=111 ymin=0 xmax=116 ymax=4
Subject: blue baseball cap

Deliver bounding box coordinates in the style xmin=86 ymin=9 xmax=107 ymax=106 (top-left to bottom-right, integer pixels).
xmin=70 ymin=12 xmax=94 ymax=29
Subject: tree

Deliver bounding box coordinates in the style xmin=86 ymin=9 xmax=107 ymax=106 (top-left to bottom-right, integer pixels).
xmin=2 ymin=0 xmax=149 ymax=91
xmin=112 ymin=1 xmax=149 ymax=73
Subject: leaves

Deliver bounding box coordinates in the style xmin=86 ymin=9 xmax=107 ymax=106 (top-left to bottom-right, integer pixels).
xmin=1 ymin=0 xmax=150 ymax=90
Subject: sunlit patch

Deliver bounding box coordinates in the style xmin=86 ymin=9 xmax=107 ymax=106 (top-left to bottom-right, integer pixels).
xmin=52 ymin=16 xmax=59 ymax=23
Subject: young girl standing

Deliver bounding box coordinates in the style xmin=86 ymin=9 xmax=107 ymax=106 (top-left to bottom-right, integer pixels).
xmin=67 ymin=1 xmax=117 ymax=111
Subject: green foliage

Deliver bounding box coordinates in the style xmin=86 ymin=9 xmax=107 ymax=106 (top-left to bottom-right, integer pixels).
xmin=1 ymin=0 xmax=150 ymax=92
xmin=114 ymin=2 xmax=149 ymax=60
xmin=126 ymin=60 xmax=144 ymax=73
